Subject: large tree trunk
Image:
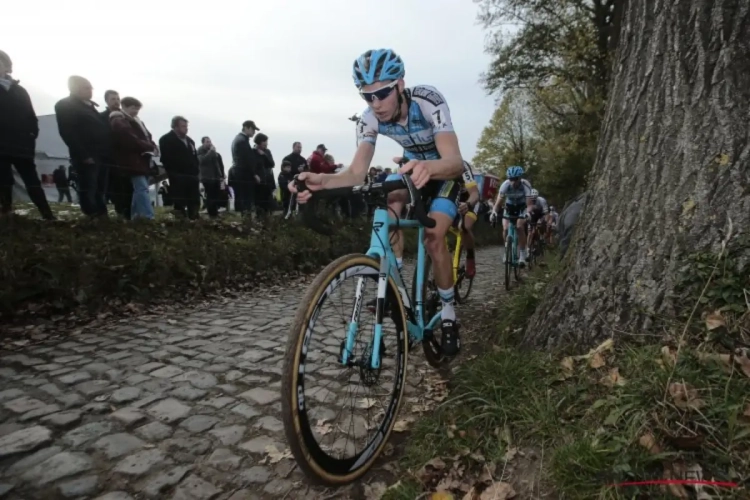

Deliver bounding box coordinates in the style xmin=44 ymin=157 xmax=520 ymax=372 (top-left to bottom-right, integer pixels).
xmin=525 ymin=0 xmax=750 ymax=349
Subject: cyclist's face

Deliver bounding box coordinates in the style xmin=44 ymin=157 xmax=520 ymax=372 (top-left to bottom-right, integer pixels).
xmin=361 ymin=80 xmax=400 ymax=120
xmin=509 ymin=177 xmax=520 ymax=187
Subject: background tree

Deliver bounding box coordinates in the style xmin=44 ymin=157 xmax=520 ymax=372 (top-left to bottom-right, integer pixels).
xmin=524 ymin=0 xmax=750 ymax=348
xmin=473 ymin=0 xmax=624 ymax=205
xmin=473 ymin=89 xmax=538 ymax=176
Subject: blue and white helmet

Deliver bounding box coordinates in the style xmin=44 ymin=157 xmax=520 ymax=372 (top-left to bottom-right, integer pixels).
xmin=506 ymin=165 xmax=524 ymax=178
xmin=352 ymin=49 xmax=405 ymax=88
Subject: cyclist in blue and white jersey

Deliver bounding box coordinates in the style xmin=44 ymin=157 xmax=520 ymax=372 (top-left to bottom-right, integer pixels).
xmin=489 ymin=166 xmax=535 ymax=266
xmin=288 ymin=49 xmax=465 ymax=356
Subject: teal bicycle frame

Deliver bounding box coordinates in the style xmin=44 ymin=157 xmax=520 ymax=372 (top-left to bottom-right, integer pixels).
xmin=505 ymin=215 xmax=520 ymax=267
xmin=340 ymin=206 xmax=443 ymax=370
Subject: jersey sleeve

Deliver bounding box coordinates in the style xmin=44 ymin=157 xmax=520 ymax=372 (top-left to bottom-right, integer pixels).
xmin=461 ymin=161 xmax=477 ymax=189
xmin=411 ymin=85 xmax=454 ymax=134
xmin=539 ymin=196 xmax=549 ymax=213
xmin=522 ymin=179 xmax=534 ymax=199
xmin=356 ymin=109 xmax=379 ymax=145
xmin=498 ymin=180 xmax=510 ymax=197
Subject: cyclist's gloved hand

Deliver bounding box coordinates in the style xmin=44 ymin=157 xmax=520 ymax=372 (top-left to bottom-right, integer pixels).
xmin=458 ymin=202 xmax=468 ymax=215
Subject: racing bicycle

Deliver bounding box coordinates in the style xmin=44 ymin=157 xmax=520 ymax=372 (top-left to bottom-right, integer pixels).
xmin=281 ymin=174 xmax=455 ymax=485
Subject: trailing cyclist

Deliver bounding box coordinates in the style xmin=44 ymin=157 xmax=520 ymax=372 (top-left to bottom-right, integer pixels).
xmin=288 ymin=48 xmax=465 ymax=356
xmin=527 ymin=188 xmax=549 ymax=255
xmin=455 ymin=160 xmax=480 ymax=278
xmin=489 ymin=166 xmax=535 ymax=266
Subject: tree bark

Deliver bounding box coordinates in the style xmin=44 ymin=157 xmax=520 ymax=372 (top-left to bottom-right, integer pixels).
xmin=525 ymin=0 xmax=750 ymax=349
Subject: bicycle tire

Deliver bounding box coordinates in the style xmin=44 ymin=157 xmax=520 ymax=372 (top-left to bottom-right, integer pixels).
xmin=504 ymin=235 xmax=513 ymax=291
xmin=281 ymin=254 xmax=409 ymax=485
xmin=454 ymin=245 xmax=474 ymax=304
xmin=411 ymin=255 xmax=450 ymax=368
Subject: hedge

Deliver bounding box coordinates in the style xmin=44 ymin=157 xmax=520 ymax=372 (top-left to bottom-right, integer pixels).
xmin=0 ymin=215 xmax=501 ymax=324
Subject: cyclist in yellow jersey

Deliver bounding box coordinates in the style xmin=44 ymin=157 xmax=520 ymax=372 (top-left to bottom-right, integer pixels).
xmin=455 ymin=160 xmax=480 ymax=277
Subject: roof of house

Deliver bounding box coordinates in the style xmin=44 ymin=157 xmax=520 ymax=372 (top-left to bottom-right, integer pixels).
xmin=35 ymin=114 xmax=69 ymax=159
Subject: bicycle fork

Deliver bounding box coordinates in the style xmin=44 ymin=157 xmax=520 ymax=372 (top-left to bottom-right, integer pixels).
xmin=341 ymin=257 xmax=393 ymax=370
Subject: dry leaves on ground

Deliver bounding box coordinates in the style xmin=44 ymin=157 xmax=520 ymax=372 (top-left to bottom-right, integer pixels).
xmin=661 ymin=346 xmax=677 ymax=367
xmin=589 ymin=352 xmax=606 ymax=369
xmin=668 ymin=382 xmax=705 ymax=410
xmin=705 ymin=311 xmax=726 ymax=331
xmin=600 ymin=367 xmax=626 ymax=387
xmin=262 ymin=445 xmax=293 ymax=464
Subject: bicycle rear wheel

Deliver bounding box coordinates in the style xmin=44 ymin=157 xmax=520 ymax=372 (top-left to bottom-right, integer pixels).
xmin=412 ymin=255 xmax=450 ymax=368
xmin=281 ymin=254 xmax=409 ymax=485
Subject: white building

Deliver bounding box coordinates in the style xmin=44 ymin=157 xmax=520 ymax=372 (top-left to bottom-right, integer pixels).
xmin=12 ymin=114 xmax=72 ymax=203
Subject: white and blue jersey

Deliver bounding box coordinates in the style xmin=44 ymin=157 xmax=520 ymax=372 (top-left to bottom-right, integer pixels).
xmin=357 ymin=85 xmax=461 ymax=219
xmin=498 ymin=179 xmax=533 ymax=217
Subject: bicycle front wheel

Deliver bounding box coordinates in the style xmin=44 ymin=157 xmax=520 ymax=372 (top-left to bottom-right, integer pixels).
xmin=504 ymin=237 xmax=513 ymax=291
xmin=454 ymin=245 xmax=474 ymax=304
xmin=281 ymin=254 xmax=409 ymax=485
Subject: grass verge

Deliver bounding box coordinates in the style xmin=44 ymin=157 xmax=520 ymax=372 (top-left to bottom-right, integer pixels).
xmin=384 ymin=251 xmax=750 ymax=500
xmin=0 ymin=213 xmax=501 ymax=325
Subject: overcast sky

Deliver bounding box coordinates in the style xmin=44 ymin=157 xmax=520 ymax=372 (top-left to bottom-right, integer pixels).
xmin=6 ymin=0 xmax=496 ymax=175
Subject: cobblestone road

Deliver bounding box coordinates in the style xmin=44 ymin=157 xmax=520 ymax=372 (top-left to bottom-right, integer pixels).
xmin=0 ymin=247 xmax=505 ymax=500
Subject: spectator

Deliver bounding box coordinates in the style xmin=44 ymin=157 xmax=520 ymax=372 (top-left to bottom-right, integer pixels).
xmin=230 ymin=120 xmax=261 ymax=215
xmin=278 ymin=160 xmax=294 ymax=213
xmin=100 ymin=90 xmax=133 ymax=219
xmin=367 ymin=167 xmax=378 ymax=184
xmin=0 ymin=50 xmax=54 ymax=219
xmin=197 ymin=136 xmax=226 ymax=218
xmin=55 ymin=75 xmax=110 ymax=218
xmin=253 ymin=133 xmax=276 ymax=214
xmin=376 ymin=167 xmax=391 ymax=183
xmin=109 ymin=97 xmax=158 ymax=220
xmin=282 ymin=142 xmax=307 ymax=176
xmin=308 ymin=144 xmax=336 ymax=174
xmin=159 ymin=116 xmax=200 ymax=219
xmin=158 ymin=180 xmax=172 ymax=207
xmin=53 ymin=165 xmax=72 ymax=203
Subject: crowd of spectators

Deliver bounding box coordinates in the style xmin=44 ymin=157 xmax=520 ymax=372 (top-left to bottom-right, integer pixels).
xmin=0 ymin=49 xmax=362 ymax=222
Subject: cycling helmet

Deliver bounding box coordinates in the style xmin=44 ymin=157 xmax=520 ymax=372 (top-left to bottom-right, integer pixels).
xmin=352 ymin=49 xmax=405 ymax=88
xmin=506 ymin=165 xmax=524 ymax=178
xmin=530 ymin=188 xmax=539 ymax=198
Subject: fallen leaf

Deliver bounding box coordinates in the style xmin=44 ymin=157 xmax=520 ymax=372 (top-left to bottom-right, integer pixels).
xmin=591 ymin=338 xmax=614 ymax=354
xmin=589 ymin=352 xmax=606 ymax=369
xmin=263 ymin=445 xmax=292 ymax=464
xmin=313 ymin=420 xmax=333 ymax=435
xmin=357 ymin=398 xmax=378 ymax=409
xmin=638 ymin=433 xmax=662 ymax=454
xmin=430 ymin=492 xmax=455 ymax=500
xmin=668 ymin=382 xmax=705 ymax=410
xmin=363 ymin=481 xmax=388 ymax=500
xmin=393 ymin=418 xmax=412 ymax=432
xmin=600 ymin=367 xmax=626 ymax=387
xmin=705 ymin=311 xmax=726 ymax=330
xmin=734 ymin=348 xmax=750 ymax=378
xmin=661 ymin=346 xmax=677 ymax=367
xmin=479 ymin=482 xmax=516 ymax=499
xmin=502 ymin=447 xmax=518 ymax=462
xmin=560 ymin=357 xmax=574 ymax=379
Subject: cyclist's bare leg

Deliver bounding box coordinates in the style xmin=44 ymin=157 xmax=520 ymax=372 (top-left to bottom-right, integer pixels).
xmin=517 ymin=219 xmax=528 ymax=263
xmin=386 ymin=190 xmax=408 ymax=268
xmin=425 ymin=211 xmax=461 ymax=354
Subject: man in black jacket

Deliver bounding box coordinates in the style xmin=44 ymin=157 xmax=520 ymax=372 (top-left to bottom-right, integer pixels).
xmin=100 ymin=90 xmax=133 ymax=219
xmin=0 ymin=50 xmax=54 ymax=219
xmin=253 ymin=133 xmax=276 ymax=214
xmin=230 ymin=120 xmax=261 ymax=215
xmin=53 ymin=165 xmax=72 ymax=203
xmin=282 ymin=141 xmax=307 ymax=176
xmin=197 ymin=136 xmax=226 ymax=218
xmin=159 ymin=116 xmax=200 ymax=219
xmin=55 ymin=75 xmax=111 ymax=217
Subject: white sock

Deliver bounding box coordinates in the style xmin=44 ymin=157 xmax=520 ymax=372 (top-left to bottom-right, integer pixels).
xmin=438 ymin=287 xmax=456 ymax=321
xmin=396 ymin=258 xmax=403 ymax=270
